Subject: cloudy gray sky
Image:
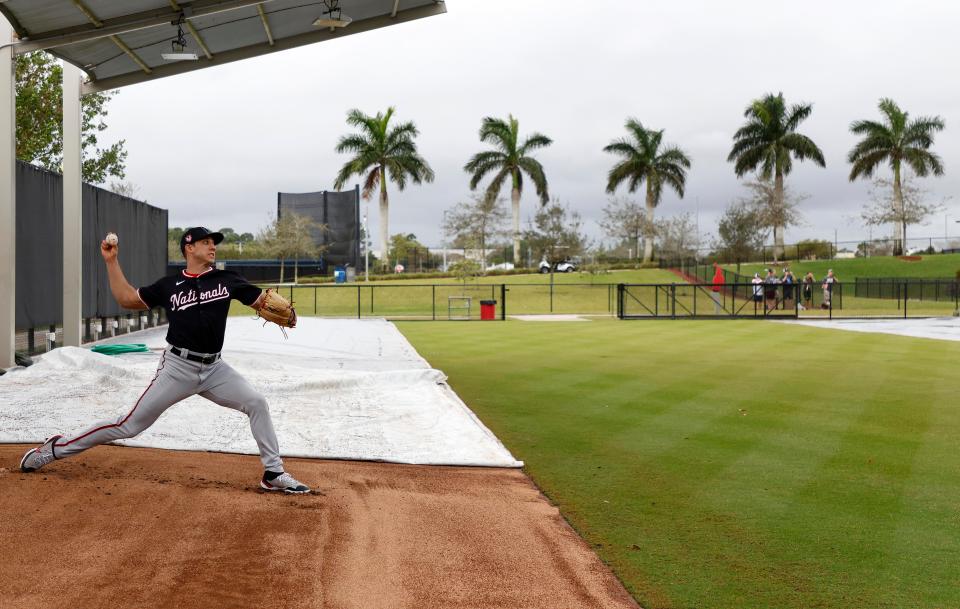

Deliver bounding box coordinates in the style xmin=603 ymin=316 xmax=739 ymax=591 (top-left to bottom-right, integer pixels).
xmin=100 ymin=0 xmax=960 ymax=250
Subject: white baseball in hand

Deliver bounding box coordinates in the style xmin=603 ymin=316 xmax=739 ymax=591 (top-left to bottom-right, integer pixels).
xmin=105 ymin=232 xmax=118 ymax=246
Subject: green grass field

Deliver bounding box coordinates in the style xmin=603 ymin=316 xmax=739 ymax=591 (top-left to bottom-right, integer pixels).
xmin=731 ymin=253 xmax=960 ymax=280
xmin=230 ymin=269 xmax=681 ymax=318
xmin=397 ymin=320 xmax=960 ymax=609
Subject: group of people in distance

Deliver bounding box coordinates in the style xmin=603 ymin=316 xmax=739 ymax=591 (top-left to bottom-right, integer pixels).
xmin=750 ymin=267 xmax=839 ymax=311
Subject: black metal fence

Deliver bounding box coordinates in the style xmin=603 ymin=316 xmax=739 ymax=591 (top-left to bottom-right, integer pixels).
xmin=663 ymin=259 xmax=845 ymax=310
xmin=254 ymin=283 xmax=620 ymax=320
xmin=256 ymin=281 xmax=833 ymax=320
xmin=854 ymin=278 xmax=960 ymax=304
xmin=15 ymin=161 xmax=168 ymax=329
xmin=13 ymin=161 xmax=168 ymax=357
xmin=259 ymin=279 xmax=957 ymax=320
xmin=617 ymin=283 xmax=803 ymax=319
xmin=662 ymin=259 xmax=960 ymax=317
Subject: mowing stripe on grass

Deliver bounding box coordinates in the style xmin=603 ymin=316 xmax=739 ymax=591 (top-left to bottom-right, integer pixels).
xmin=397 ymin=319 xmax=960 ymax=609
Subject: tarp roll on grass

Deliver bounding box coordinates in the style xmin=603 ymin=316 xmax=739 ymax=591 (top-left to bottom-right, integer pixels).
xmin=90 ymin=344 xmax=149 ymax=356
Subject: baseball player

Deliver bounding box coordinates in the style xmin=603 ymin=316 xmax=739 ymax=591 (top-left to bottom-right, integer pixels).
xmin=19 ymin=227 xmax=310 ymax=494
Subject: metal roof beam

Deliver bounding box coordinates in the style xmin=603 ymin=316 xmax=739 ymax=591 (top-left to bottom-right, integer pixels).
xmin=109 ymin=35 xmax=152 ymax=74
xmin=71 ymin=1 xmax=103 ymax=27
xmin=82 ymin=2 xmax=447 ymax=94
xmin=9 ymin=0 xmax=277 ymax=55
xmin=72 ymin=0 xmax=152 ymax=75
xmin=256 ymin=3 xmax=275 ymax=46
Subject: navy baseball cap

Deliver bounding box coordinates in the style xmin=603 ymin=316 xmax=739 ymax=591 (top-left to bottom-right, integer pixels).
xmin=180 ymin=226 xmax=224 ymax=253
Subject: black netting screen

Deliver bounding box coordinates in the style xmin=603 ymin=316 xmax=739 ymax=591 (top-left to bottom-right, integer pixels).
xmin=15 ymin=161 xmax=168 ymax=329
xmin=277 ymin=186 xmax=360 ymax=271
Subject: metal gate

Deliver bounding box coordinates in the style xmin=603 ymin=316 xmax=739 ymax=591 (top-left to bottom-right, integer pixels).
xmin=617 ymin=283 xmax=799 ymax=319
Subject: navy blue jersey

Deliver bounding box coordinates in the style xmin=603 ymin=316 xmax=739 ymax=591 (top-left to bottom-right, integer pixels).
xmin=138 ymin=268 xmax=261 ymax=353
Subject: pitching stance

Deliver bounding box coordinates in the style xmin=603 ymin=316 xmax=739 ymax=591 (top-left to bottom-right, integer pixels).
xmin=19 ymin=227 xmax=309 ymax=494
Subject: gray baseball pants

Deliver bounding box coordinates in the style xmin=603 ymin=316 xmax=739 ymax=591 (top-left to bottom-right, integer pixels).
xmin=53 ymin=346 xmax=284 ymax=472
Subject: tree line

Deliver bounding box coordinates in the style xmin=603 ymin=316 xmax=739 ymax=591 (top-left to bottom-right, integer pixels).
xmin=333 ymin=93 xmax=945 ymax=268
xmin=168 ymin=213 xmax=326 ymax=283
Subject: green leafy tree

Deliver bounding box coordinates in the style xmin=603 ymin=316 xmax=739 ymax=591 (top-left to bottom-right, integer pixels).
xmin=848 ymin=98 xmax=945 ymax=255
xmin=599 ymin=197 xmax=651 ymax=261
xmin=524 ymin=199 xmax=587 ymax=263
xmin=604 ymin=118 xmax=691 ymax=263
xmin=738 ymin=177 xmax=806 ymax=253
xmin=794 ymin=239 xmax=834 ymax=260
xmin=861 ymin=172 xmax=945 ymax=248
xmin=714 ymin=201 xmax=767 ymax=264
xmin=218 ymin=227 xmax=240 ymax=244
xmin=656 ymin=212 xmax=699 ymax=260
xmin=333 ymin=107 xmax=434 ymax=268
xmin=442 ymin=194 xmax=509 ymax=269
xmin=388 ymin=233 xmax=430 ymax=271
xmin=728 ymin=92 xmax=825 ymax=260
xmin=464 ymin=114 xmax=552 ymax=265
xmin=167 ymin=227 xmax=185 ymax=261
xmin=259 ymin=213 xmax=326 ymax=283
xmin=448 ymin=259 xmax=483 ymax=294
xmin=222 ymin=231 xmax=258 ymax=258
xmin=16 ymin=52 xmax=127 ymax=184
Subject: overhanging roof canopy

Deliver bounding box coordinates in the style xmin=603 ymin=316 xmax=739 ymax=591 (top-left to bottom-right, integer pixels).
xmin=0 ymin=0 xmax=446 ymax=94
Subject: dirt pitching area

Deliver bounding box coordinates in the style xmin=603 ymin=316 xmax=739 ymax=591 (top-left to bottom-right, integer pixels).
xmin=0 ymin=445 xmax=638 ymax=609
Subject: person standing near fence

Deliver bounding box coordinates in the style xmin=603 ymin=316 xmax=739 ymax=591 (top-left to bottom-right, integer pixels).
xmin=752 ymin=273 xmax=764 ymax=312
xmin=802 ymin=271 xmax=815 ymax=310
xmin=822 ymin=269 xmax=838 ymax=309
xmin=763 ymin=268 xmax=780 ymax=312
xmin=781 ymin=268 xmax=796 ymax=310
xmin=711 ymin=262 xmax=725 ymax=314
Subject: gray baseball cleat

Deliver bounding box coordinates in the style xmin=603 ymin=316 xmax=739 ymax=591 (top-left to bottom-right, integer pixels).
xmin=20 ymin=435 xmax=63 ymax=472
xmin=260 ymin=471 xmax=311 ymax=494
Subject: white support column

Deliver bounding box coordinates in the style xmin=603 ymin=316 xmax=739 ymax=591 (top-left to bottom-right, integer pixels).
xmin=62 ymin=62 xmax=83 ymax=347
xmin=0 ymin=20 xmax=16 ymax=368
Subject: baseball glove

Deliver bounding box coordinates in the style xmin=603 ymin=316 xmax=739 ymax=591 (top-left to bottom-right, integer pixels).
xmin=257 ymin=289 xmax=297 ymax=335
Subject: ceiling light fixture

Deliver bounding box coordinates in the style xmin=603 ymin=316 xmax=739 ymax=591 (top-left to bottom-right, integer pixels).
xmin=161 ymin=13 xmax=199 ymax=61
xmin=313 ymin=0 xmax=352 ymax=28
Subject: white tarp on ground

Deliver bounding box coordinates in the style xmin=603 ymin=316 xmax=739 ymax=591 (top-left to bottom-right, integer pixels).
xmin=0 ymin=317 xmax=522 ymax=468
xmin=787 ymin=316 xmax=960 ymax=342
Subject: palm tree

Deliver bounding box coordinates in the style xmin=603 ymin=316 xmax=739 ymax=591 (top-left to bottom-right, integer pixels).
xmin=603 ymin=119 xmax=691 ymax=263
xmin=333 ymin=107 xmax=434 ymax=267
xmin=848 ymin=98 xmax=945 ymax=255
xmin=464 ymin=115 xmax=551 ymax=265
xmin=728 ymin=92 xmax=825 ymax=260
